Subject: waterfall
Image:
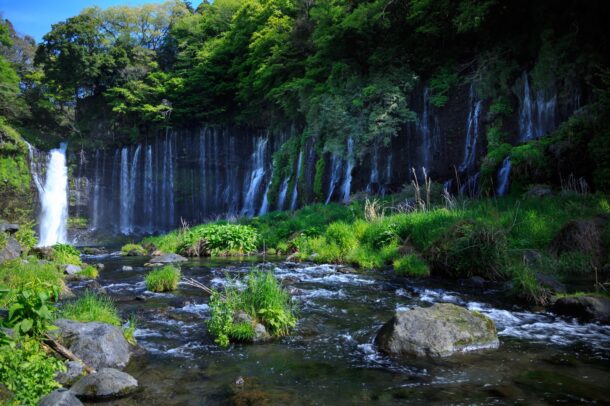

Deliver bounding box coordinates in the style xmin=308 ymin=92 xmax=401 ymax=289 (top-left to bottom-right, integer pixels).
xmin=91 ymin=150 xmax=101 ymax=230
xmin=519 ymin=72 xmax=557 ymax=141
xmin=459 ymin=84 xmax=482 ymax=173
xmin=420 ymin=87 xmax=431 ymax=169
xmin=277 ymin=177 xmax=290 ymax=210
xmin=496 ymin=157 xmax=511 ymax=197
xmin=242 ymin=137 xmax=268 ymax=216
xmin=325 ymin=154 xmax=343 ymax=204
xmin=459 ymin=172 xmax=480 ymax=198
xmin=381 ymin=153 xmax=392 ymax=196
xmin=119 ymin=147 xmax=130 ymax=234
xmin=341 ymin=138 xmax=354 ymax=203
xmin=290 ymin=150 xmax=303 ymax=211
xmin=258 ymin=180 xmax=271 ymax=216
xmin=199 ymin=130 xmax=207 ymax=216
xmin=38 ymin=143 xmax=69 ymax=247
xmin=144 ymin=145 xmax=153 ymax=232
xmin=366 ymin=146 xmax=379 ymax=194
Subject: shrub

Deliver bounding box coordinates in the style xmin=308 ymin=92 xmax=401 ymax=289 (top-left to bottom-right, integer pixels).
xmin=145 ymin=265 xmax=181 ymax=292
xmin=276 ymin=242 xmax=289 ymax=254
xmin=208 ymin=271 xmax=296 ymax=347
xmin=51 ymin=244 xmax=81 ymax=265
xmin=266 ymin=248 xmax=277 ymax=255
xmin=555 ymin=252 xmax=592 ymax=275
xmin=393 ymin=255 xmax=430 ymax=277
xmin=1 ymin=288 xmax=58 ymax=338
xmin=427 ymin=221 xmax=507 ymax=280
xmin=121 ymin=243 xmax=147 ymax=256
xmin=325 ymin=222 xmax=357 ymax=253
xmin=60 ymin=291 xmax=121 ymax=326
xmin=0 ymin=339 xmax=65 ymax=406
xmin=180 ymin=224 xmax=259 ymax=256
xmin=14 ymin=223 xmax=37 ymax=255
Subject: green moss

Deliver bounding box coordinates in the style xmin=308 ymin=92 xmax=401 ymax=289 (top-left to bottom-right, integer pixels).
xmin=121 ymin=243 xmax=147 ymax=256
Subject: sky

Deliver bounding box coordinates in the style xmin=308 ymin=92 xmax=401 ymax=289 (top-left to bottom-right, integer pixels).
xmin=0 ymin=0 xmax=203 ymax=42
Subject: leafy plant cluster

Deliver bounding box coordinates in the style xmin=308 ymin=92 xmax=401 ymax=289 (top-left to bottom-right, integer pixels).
xmin=208 ymin=271 xmax=296 ymax=347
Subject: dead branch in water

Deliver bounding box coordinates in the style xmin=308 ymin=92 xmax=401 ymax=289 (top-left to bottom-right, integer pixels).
xmin=43 ymin=333 xmax=96 ymax=374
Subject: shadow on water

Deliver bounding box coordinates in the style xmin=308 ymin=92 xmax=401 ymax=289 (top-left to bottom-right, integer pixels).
xmin=76 ymin=254 xmax=610 ymax=405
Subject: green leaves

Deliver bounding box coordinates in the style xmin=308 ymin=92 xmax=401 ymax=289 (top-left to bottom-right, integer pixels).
xmin=2 ymin=287 xmax=59 ymax=338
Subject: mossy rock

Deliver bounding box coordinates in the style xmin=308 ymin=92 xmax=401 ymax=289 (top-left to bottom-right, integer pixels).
xmin=375 ymin=303 xmax=499 ymax=357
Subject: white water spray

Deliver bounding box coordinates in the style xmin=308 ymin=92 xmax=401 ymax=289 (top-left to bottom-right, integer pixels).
xmin=38 ymin=143 xmax=69 ymax=247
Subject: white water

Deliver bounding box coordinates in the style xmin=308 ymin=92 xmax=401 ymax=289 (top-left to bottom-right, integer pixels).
xmin=325 ymin=154 xmax=343 ymax=204
xmin=459 ymin=84 xmax=482 ymax=173
xmin=290 ymin=150 xmax=303 ymax=211
xmin=496 ymin=156 xmax=511 ymax=196
xmin=341 ymin=138 xmax=354 ymax=203
xmin=277 ymin=177 xmax=290 ymax=211
xmin=242 ymin=137 xmax=268 ymax=216
xmin=519 ymin=72 xmax=557 ymax=141
xmin=419 ymin=87 xmax=432 ymax=168
xmin=38 ymin=143 xmax=69 ymax=247
xmin=366 ymin=146 xmax=379 ymax=194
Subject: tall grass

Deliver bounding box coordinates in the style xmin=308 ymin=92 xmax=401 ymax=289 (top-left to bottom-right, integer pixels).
xmin=60 ymin=291 xmax=121 ymax=326
xmin=0 ymin=259 xmax=64 ymax=306
xmin=145 ymin=265 xmax=181 ymax=292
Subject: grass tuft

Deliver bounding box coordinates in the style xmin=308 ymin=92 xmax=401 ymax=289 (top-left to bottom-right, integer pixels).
xmin=145 ymin=265 xmax=181 ymax=292
xmin=60 ymin=291 xmax=121 ymax=326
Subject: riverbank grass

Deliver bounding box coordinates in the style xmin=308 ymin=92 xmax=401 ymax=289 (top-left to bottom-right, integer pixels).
xmin=121 ymin=243 xmax=147 ymax=256
xmin=145 ymin=265 xmax=181 ymax=292
xmin=208 ymin=271 xmax=296 ymax=347
xmin=0 ymin=259 xmax=64 ymax=306
xmin=60 ymin=291 xmax=121 ymax=326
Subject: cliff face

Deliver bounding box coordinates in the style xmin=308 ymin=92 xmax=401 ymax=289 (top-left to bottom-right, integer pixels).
xmin=55 ymin=72 xmax=581 ymax=236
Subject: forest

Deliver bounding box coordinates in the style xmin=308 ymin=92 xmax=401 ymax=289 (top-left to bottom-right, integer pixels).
xmin=1 ymin=1 xmax=610 ymax=405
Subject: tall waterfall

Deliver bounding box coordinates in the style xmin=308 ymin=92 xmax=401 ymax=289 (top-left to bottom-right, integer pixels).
xmin=38 ymin=143 xmax=69 ymax=247
xmin=419 ymin=87 xmax=432 ymax=169
xmin=496 ymin=157 xmax=511 ymax=197
xmin=290 ymin=151 xmax=303 ymax=211
xmin=366 ymin=146 xmax=380 ymax=194
xmin=277 ymin=177 xmax=290 ymax=211
xmin=341 ymin=138 xmax=354 ymax=203
xmin=459 ymin=84 xmax=482 ymax=173
xmin=519 ymin=72 xmax=557 ymax=141
xmin=242 ymin=137 xmax=268 ymax=216
xmin=325 ymin=154 xmax=343 ymax=204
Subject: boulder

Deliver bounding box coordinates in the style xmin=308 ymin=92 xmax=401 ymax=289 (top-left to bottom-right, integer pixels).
xmin=553 ymin=295 xmax=610 ymax=324
xmin=55 ymin=361 xmax=86 ymax=387
xmin=0 ymin=236 xmax=21 ymax=263
xmin=38 ymin=389 xmax=83 ymax=406
xmin=54 ymin=319 xmax=131 ymax=370
xmin=148 ymin=253 xmax=188 ymax=264
xmin=64 ymin=264 xmax=82 ymax=275
xmin=95 ymin=263 xmax=105 ymax=270
xmin=550 ymin=217 xmax=608 ymax=267
xmin=70 ymin=368 xmax=138 ymax=400
xmin=375 ymin=303 xmax=499 ymax=357
xmin=535 ymin=272 xmax=566 ymax=294
xmin=122 ymin=266 xmax=133 ymax=271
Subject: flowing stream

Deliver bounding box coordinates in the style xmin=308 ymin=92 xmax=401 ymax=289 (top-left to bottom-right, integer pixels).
xmin=73 ymin=255 xmax=610 ymax=405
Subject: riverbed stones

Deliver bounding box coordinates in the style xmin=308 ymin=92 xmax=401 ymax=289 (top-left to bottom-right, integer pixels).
xmin=70 ymin=368 xmax=138 ymax=400
xmin=38 ymin=388 xmax=83 ymax=406
xmin=375 ymin=303 xmax=499 ymax=357
xmin=64 ymin=264 xmax=82 ymax=275
xmin=553 ymin=295 xmax=610 ymax=323
xmin=234 ymin=311 xmax=271 ymax=342
xmin=148 ymin=253 xmax=188 ymax=264
xmin=54 ymin=319 xmax=131 ymax=370
xmin=122 ymin=265 xmax=133 ymax=271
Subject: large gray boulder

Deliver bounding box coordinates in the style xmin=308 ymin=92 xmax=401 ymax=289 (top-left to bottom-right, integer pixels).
xmin=54 ymin=319 xmax=131 ymax=370
xmin=38 ymin=389 xmax=82 ymax=406
xmin=70 ymin=368 xmax=138 ymax=400
xmin=55 ymin=361 xmax=86 ymax=387
xmin=0 ymin=236 xmax=21 ymax=264
xmin=148 ymin=253 xmax=187 ymax=264
xmin=553 ymin=295 xmax=610 ymax=324
xmin=375 ymin=303 xmax=499 ymax=357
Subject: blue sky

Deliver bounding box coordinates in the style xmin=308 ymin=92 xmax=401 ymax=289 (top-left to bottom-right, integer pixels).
xmin=1 ymin=0 xmax=203 ymax=42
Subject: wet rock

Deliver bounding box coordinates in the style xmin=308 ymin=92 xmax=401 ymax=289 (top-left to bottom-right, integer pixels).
xmin=81 ymin=247 xmax=107 ymax=255
xmin=143 ymin=262 xmax=164 ymax=267
xmin=235 ymin=376 xmax=245 ymax=386
xmin=148 ymin=253 xmax=187 ymax=264
xmin=0 ymin=236 xmax=21 ymax=264
xmin=59 ymin=285 xmax=76 ymax=300
xmin=464 ymin=276 xmax=486 ymax=287
xmin=281 ymin=276 xmax=300 ymax=286
xmin=64 ymin=264 xmax=82 ymax=275
xmin=122 ymin=266 xmax=133 ymax=271
xmin=95 ymin=263 xmax=105 ymax=270
xmin=38 ymin=388 xmax=82 ymax=406
xmin=535 ymin=272 xmax=565 ymax=294
xmin=151 ymin=250 xmax=164 ymax=256
xmin=53 ymin=319 xmax=131 ymax=370
xmin=135 ymin=295 xmax=146 ymax=301
xmin=553 ymin=295 xmax=610 ymax=323
xmin=375 ymin=303 xmax=499 ymax=357
xmin=234 ymin=312 xmax=271 ymax=342
xmin=71 ymin=368 xmax=138 ymax=400
xmin=337 ymin=266 xmax=356 ymax=274
xmin=526 ymin=184 xmax=553 ymax=198
xmin=55 ymin=361 xmax=86 ymax=387
xmin=550 ymin=217 xmax=608 ymax=267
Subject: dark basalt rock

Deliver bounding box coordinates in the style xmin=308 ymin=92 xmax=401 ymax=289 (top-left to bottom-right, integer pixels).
xmin=553 ymin=295 xmax=610 ymax=324
xmin=70 ymin=368 xmax=138 ymax=400
xmin=38 ymin=388 xmax=83 ymax=406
